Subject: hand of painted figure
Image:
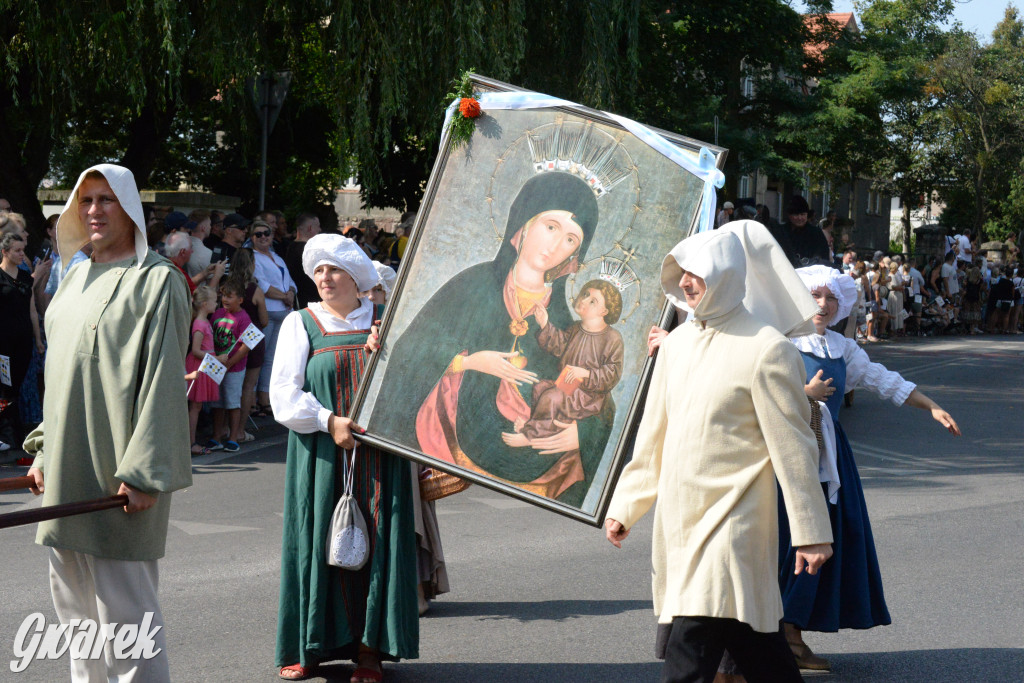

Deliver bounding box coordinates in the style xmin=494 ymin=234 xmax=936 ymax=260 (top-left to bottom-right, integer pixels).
xmin=36 ymin=338 xmax=45 ymax=355
xmin=647 ymin=326 xmax=668 ymax=356
xmin=117 ymin=482 xmax=157 ymax=514
xmin=605 ymin=518 xmax=629 ymax=548
xmin=805 ymin=369 xmax=835 ymax=401
xmin=794 ymin=543 xmax=833 ymax=575
xmin=328 ymin=415 xmax=365 ymax=450
xmin=463 ymin=350 xmax=538 ymax=385
xmin=501 ymin=431 xmax=530 ymax=448
xmin=365 ymin=325 xmax=380 ymax=352
xmin=530 ymin=419 xmax=578 ymax=455
xmin=563 ymin=365 xmax=590 ymax=382
xmin=27 ymin=467 xmax=44 ymax=495
xmin=533 ymin=304 xmax=549 ymax=328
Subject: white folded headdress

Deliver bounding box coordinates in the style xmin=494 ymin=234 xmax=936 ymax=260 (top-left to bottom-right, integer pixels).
xmin=301 ymin=233 xmax=379 ymax=291
xmin=372 ymin=261 xmax=397 ymax=295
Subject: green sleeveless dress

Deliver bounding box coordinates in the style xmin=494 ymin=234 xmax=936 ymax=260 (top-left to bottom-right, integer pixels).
xmin=275 ymin=308 xmax=418 ymax=668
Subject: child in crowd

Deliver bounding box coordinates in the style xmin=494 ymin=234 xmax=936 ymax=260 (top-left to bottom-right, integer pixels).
xmin=208 ymin=280 xmax=252 ymax=452
xmin=503 ymin=279 xmax=624 ymax=447
xmin=187 ymin=286 xmax=220 ymax=455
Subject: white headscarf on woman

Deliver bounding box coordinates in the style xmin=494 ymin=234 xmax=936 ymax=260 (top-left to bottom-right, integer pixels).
xmin=372 ymin=261 xmax=397 ymax=296
xmin=796 ymin=265 xmax=858 ymax=323
xmin=56 ymin=164 xmax=149 ymax=269
xmin=301 ymin=233 xmax=379 ymax=292
xmin=661 ymin=219 xmax=818 ymax=337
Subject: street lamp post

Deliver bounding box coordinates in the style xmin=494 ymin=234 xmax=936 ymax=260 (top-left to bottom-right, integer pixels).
xmin=249 ymin=70 xmax=292 ymax=211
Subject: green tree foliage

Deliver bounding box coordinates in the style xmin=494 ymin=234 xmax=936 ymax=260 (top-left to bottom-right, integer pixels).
xmin=632 ymin=0 xmax=822 ymax=197
xmin=853 ymin=0 xmax=954 ymax=249
xmin=930 ymin=8 xmax=1024 ymax=239
xmin=2 ymin=1 xmax=649 ymax=231
xmin=776 ymin=10 xmax=886 ymax=232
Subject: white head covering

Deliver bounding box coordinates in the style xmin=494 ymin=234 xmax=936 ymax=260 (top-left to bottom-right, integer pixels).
xmin=302 ymin=233 xmax=378 ymax=291
xmin=796 ymin=264 xmax=857 ymax=323
xmin=57 ymin=164 xmax=148 ymax=268
xmin=372 ymin=261 xmax=397 ymax=295
xmin=661 ymin=220 xmax=818 ymax=336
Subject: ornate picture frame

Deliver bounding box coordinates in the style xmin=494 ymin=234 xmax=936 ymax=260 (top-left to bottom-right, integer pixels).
xmin=351 ymin=75 xmax=725 ymax=526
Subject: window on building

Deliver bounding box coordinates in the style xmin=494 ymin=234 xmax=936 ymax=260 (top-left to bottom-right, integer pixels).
xmin=743 ymin=77 xmax=754 ymax=98
xmin=822 ymin=180 xmax=831 ymax=213
xmin=739 ymin=174 xmax=750 ymax=198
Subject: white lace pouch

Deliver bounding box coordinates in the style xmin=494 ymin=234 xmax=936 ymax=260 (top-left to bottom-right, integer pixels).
xmin=326 ymin=446 xmax=369 ymax=570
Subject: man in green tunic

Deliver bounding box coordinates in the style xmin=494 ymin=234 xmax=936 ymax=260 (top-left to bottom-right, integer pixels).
xmin=24 ymin=164 xmax=192 ymax=682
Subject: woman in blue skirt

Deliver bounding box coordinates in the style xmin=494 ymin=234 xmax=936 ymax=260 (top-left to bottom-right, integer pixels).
xmin=780 ymin=265 xmax=961 ymax=671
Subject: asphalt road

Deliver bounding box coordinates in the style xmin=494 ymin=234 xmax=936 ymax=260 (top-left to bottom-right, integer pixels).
xmin=1 ymin=335 xmax=1021 ymax=682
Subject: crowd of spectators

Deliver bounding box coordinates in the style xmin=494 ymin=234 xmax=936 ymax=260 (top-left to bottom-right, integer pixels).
xmin=0 ymin=197 xmax=403 ymax=456
xmin=741 ymin=195 xmax=1024 ymax=341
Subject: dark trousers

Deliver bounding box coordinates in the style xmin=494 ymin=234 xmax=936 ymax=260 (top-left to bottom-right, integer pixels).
xmin=661 ymin=616 xmax=802 ymax=683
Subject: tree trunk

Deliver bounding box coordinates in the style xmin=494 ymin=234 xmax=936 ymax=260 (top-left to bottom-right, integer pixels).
xmin=120 ymin=100 xmax=178 ymax=189
xmin=0 ymin=101 xmax=52 ymax=248
xmin=847 ymin=167 xmax=858 ymax=236
xmin=973 ymin=166 xmax=986 ymax=240
xmin=902 ymin=199 xmax=912 ymax=255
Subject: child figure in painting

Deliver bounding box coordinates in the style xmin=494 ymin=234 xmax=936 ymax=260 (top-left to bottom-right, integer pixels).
xmin=503 ymin=278 xmax=624 ymax=448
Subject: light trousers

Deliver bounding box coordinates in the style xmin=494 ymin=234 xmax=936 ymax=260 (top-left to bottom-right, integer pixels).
xmin=48 ymin=547 xmax=170 ymax=683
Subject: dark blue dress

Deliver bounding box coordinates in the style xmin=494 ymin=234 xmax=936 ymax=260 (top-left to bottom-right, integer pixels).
xmin=777 ymin=350 xmax=891 ymax=632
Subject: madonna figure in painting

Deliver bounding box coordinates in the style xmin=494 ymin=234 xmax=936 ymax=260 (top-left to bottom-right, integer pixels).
xmin=370 ymin=172 xmax=614 ymax=508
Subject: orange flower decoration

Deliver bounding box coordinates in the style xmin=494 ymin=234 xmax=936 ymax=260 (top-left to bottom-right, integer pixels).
xmin=459 ymin=97 xmax=482 ymax=119
xmin=509 ymin=318 xmax=529 ymax=336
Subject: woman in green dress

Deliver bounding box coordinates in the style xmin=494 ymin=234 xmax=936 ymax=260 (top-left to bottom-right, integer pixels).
xmin=270 ymin=234 xmax=417 ymax=683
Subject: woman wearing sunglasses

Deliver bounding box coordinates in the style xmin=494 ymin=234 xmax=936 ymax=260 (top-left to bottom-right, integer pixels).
xmin=251 ymin=220 xmax=297 ymax=416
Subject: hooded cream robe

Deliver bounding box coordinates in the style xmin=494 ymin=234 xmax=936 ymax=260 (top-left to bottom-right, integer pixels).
xmin=24 ymin=164 xmax=192 ymax=561
xmin=606 ymin=225 xmax=833 ymax=634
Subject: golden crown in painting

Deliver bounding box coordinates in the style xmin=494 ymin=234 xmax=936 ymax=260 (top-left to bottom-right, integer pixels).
xmin=526 ymin=119 xmax=633 ymax=198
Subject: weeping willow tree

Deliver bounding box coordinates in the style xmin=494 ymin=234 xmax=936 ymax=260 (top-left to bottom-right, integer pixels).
xmin=0 ymin=0 xmax=642 ymax=234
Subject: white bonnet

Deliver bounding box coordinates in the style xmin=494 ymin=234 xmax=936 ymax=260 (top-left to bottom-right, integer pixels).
xmin=301 ymin=233 xmax=378 ymax=291
xmin=796 ymin=265 xmax=857 ymax=322
xmin=57 ymin=164 xmax=149 ymax=268
xmin=372 ymin=261 xmax=397 ymax=295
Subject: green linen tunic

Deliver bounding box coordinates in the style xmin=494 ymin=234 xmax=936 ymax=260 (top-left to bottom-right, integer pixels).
xmin=24 ymin=252 xmax=193 ymax=561
xmin=276 ymin=309 xmax=418 ymax=668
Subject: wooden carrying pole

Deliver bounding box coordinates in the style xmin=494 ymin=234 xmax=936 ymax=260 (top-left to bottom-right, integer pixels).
xmin=0 ymin=495 xmax=129 ymax=530
xmin=0 ymin=475 xmax=35 ymax=492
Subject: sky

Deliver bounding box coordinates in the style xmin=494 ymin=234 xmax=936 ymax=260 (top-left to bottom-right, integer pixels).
xmin=799 ymin=0 xmax=1019 ymax=41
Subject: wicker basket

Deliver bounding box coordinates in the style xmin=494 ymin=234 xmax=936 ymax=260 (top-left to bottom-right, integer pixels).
xmin=419 ymin=468 xmax=471 ymax=502
xmin=808 ymin=397 xmax=825 ymax=452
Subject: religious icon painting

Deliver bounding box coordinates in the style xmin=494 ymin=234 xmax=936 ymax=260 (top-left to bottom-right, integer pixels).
xmin=351 ymin=74 xmax=726 ymax=526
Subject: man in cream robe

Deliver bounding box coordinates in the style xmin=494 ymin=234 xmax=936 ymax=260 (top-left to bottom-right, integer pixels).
xmin=605 ymin=222 xmax=833 ymax=682
xmin=25 ymin=164 xmax=192 ymax=682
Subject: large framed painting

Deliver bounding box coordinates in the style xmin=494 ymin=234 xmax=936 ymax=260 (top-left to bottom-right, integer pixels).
xmin=351 ymin=75 xmax=725 ymax=526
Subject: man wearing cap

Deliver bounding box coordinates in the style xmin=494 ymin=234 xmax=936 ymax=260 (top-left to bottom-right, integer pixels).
xmin=210 ymin=212 xmax=251 ymax=265
xmin=164 ymin=210 xmax=187 ymax=235
xmin=23 ymin=165 xmax=192 ymax=682
xmin=715 ymin=201 xmax=734 ymax=228
xmin=770 ymin=195 xmax=831 ymax=268
xmin=605 ymin=221 xmax=833 ymax=681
